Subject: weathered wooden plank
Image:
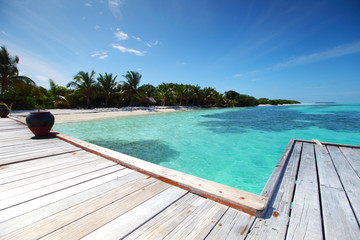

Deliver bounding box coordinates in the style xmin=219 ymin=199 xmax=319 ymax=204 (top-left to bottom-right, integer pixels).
xmin=205 ymin=207 xmax=255 ymax=240
xmin=125 ymin=193 xmax=205 ymax=240
xmin=1 ymin=173 xmax=156 ymax=240
xmin=0 ymin=145 xmax=80 ymax=165
xmin=0 ymin=129 xmax=33 ymax=138
xmin=0 ymin=150 xmax=90 ymax=180
xmin=315 ymin=144 xmax=360 ymax=240
xmin=319 ymin=187 xmax=360 ymax=240
xmin=258 ymin=139 xmax=295 ymax=216
xmin=161 ymin=199 xmax=227 ymax=239
xmin=0 ymin=168 xmax=131 ymax=222
xmin=340 ymin=147 xmax=360 ymax=178
xmin=0 ymin=153 xmax=99 ymax=187
xmin=40 ymin=181 xmax=173 ymax=240
xmin=0 ymin=163 xmax=122 ymax=210
xmin=127 ymin=194 xmax=227 ymax=240
xmin=272 ymin=141 xmax=302 ymax=215
xmin=286 ymin=143 xmax=322 ymax=240
xmin=353 ymin=148 xmax=360 ymax=156
xmin=0 ymin=169 xmax=138 ymax=237
xmin=0 ymin=139 xmax=74 ymax=155
xmin=82 ymin=186 xmax=188 ymax=240
xmin=246 ymin=141 xmax=303 ymax=240
xmin=0 ymin=143 xmax=77 ymax=158
xmin=0 ymin=134 xmax=33 ymax=143
xmin=0 ymin=138 xmax=60 ymax=150
xmin=323 ymin=145 xmax=360 ymax=234
xmin=0 ymin=158 xmax=116 ymax=199
xmin=247 ymin=214 xmax=289 ymax=240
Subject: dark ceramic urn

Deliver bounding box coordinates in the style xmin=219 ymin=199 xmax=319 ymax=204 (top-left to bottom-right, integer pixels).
xmin=0 ymin=108 xmax=10 ymax=118
xmin=26 ymin=111 xmax=55 ymax=137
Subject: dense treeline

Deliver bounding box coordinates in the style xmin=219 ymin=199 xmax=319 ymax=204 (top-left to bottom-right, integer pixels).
xmin=0 ymin=46 xmax=300 ymax=110
xmin=258 ymin=98 xmax=300 ymax=105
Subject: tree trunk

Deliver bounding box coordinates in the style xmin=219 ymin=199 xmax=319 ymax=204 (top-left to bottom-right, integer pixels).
xmin=105 ymin=94 xmax=109 ymax=107
xmin=87 ymin=95 xmax=91 ymax=109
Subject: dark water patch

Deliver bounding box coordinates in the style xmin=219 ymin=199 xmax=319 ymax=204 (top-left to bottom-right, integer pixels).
xmin=200 ymin=106 xmax=360 ymax=134
xmin=89 ymin=139 xmax=179 ymax=164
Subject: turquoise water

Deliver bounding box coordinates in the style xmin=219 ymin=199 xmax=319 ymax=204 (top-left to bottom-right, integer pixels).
xmin=54 ymin=104 xmax=360 ymax=194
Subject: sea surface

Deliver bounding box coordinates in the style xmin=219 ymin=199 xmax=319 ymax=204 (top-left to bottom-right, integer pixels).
xmin=54 ymin=103 xmax=360 ymax=194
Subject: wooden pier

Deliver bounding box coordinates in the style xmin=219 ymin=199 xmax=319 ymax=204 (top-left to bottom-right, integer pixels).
xmin=0 ymin=117 xmax=359 ymax=239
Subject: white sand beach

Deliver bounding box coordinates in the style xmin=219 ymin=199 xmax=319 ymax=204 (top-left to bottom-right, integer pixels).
xmin=11 ymin=104 xmax=307 ymax=124
xmin=11 ymin=106 xmax=207 ymax=124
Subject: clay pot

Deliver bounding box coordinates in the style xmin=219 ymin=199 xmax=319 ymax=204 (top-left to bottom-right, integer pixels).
xmin=26 ymin=111 xmax=55 ymax=137
xmin=0 ymin=108 xmax=10 ymax=118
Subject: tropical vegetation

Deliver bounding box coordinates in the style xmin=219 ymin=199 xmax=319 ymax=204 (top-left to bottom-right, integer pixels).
xmin=0 ymin=46 xmax=300 ymax=110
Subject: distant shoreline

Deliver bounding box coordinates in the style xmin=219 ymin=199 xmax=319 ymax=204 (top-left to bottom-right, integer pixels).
xmin=11 ymin=106 xmax=212 ymax=124
xmin=11 ymin=104 xmax=307 ymax=124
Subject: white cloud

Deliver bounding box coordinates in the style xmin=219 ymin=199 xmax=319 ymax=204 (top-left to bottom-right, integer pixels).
xmin=132 ymin=36 xmax=141 ymax=41
xmin=114 ymin=29 xmax=129 ymax=41
xmin=274 ymin=41 xmax=360 ymax=69
xmin=109 ymin=0 xmax=122 ymax=7
xmin=1 ymin=31 xmax=7 ymax=35
xmin=112 ymin=44 xmax=146 ymax=56
xmin=85 ymin=2 xmax=92 ymax=7
xmin=234 ymin=73 xmax=243 ymax=78
xmin=145 ymin=40 xmax=159 ymax=48
xmin=109 ymin=0 xmax=123 ymax=20
xmin=91 ymin=51 xmax=108 ymax=59
xmin=94 ymin=25 xmax=101 ymax=30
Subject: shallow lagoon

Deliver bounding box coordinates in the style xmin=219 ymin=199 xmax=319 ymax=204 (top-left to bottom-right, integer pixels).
xmin=54 ymin=104 xmax=360 ymax=194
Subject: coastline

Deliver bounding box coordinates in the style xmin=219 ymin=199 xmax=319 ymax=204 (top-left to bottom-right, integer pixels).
xmin=11 ymin=106 xmax=210 ymax=124
xmin=11 ymin=103 xmax=308 ymax=124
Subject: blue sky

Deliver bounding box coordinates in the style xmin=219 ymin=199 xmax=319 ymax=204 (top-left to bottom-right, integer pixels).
xmin=1 ymin=0 xmax=360 ymax=103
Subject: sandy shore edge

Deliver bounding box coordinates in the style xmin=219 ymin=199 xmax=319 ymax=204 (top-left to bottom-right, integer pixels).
xmin=11 ymin=103 xmax=306 ymax=124
xmin=11 ymin=106 xmax=210 ymax=124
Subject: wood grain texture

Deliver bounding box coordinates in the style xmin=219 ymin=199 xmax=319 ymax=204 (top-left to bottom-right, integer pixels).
xmin=1 ymin=173 xmax=156 ymax=240
xmin=0 ymin=168 xmax=131 ymax=223
xmin=0 ymin=169 xmax=137 ymax=237
xmin=339 ymin=146 xmax=360 ymax=178
xmin=83 ymin=186 xmax=188 ymax=240
xmin=322 ymin=145 xmax=360 ymax=238
xmin=205 ymin=207 xmax=255 ymax=240
xmin=286 ymin=143 xmax=323 ymax=240
xmin=41 ymin=181 xmax=173 ymax=240
xmin=125 ymin=193 xmax=205 ymax=240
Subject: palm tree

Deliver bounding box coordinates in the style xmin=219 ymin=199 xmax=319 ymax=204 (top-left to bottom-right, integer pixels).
xmin=121 ymin=71 xmax=142 ymax=106
xmin=175 ymin=84 xmax=186 ymax=106
xmin=202 ymin=87 xmax=219 ymax=106
xmin=67 ymin=70 xmax=96 ymax=108
xmin=0 ymin=46 xmax=35 ymax=98
xmin=97 ymin=73 xmax=118 ymax=107
xmin=49 ymin=78 xmax=60 ymax=97
xmin=156 ymin=83 xmax=176 ymax=106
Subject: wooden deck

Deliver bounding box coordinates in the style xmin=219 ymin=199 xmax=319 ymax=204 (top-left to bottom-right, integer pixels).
xmin=0 ymin=117 xmax=359 ymax=239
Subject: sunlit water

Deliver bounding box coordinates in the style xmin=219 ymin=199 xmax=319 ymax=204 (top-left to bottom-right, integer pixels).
xmin=54 ymin=104 xmax=360 ymax=194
